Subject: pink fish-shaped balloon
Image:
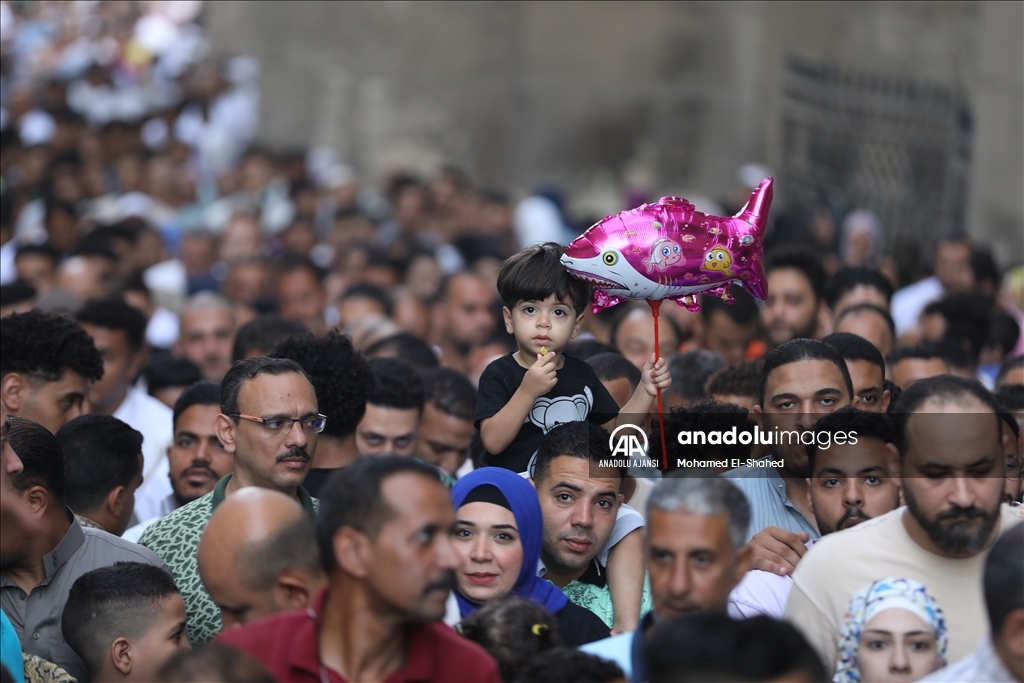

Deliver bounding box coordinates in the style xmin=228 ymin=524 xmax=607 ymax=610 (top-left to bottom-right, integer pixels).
xmin=561 ymin=178 xmax=772 ymax=312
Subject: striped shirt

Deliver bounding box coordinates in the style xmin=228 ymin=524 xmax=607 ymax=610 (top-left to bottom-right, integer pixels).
xmin=722 ymin=466 xmax=819 ymax=542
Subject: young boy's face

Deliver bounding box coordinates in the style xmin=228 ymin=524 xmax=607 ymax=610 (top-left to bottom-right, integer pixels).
xmin=127 ymin=594 xmax=190 ymax=681
xmin=503 ymin=294 xmax=584 ymax=358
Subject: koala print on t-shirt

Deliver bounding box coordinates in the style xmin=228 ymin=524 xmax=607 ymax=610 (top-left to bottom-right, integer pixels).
xmin=527 ymin=386 xmax=594 ymax=432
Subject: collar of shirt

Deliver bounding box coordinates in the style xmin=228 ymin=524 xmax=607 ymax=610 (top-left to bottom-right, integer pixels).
xmin=210 ymin=474 xmax=317 ymax=516
xmin=537 ymin=558 xmax=606 ymax=588
xmin=291 ymin=589 xmax=433 ymax=682
xmin=73 ymin=514 xmax=103 ymax=531
xmin=766 ymin=467 xmax=814 ymax=525
xmin=1 ymin=510 xmax=85 ymax=589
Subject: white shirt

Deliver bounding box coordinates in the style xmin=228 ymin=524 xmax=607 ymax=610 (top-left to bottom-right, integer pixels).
xmin=919 ymin=637 xmax=1017 ymax=683
xmin=113 ymin=387 xmax=174 ymax=524
xmin=891 ymin=276 xmax=943 ymax=337
xmin=0 ymin=239 xmax=17 ymax=285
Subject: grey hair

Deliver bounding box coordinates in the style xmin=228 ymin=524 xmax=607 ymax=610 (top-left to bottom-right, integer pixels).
xmin=646 ymin=477 xmax=751 ymax=550
xmin=182 ymin=292 xmax=236 ymax=319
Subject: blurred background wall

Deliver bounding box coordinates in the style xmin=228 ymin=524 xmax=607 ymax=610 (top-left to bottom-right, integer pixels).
xmin=205 ymin=1 xmax=1022 ymax=263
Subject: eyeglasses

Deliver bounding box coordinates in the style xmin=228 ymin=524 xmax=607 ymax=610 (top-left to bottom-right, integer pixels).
xmin=230 ymin=414 xmax=327 ymax=435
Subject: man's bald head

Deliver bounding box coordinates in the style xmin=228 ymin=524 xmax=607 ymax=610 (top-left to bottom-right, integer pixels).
xmin=198 ymin=488 xmax=325 ymax=629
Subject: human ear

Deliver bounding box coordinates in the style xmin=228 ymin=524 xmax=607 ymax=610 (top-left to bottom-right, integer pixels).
xmin=885 ymin=443 xmax=902 ymax=482
xmin=502 ymin=307 xmax=514 ymax=334
xmin=570 ymin=312 xmax=585 ymax=339
xmin=1 ymin=374 xmax=25 ymax=412
xmin=106 ymin=485 xmax=127 ymax=518
xmin=333 ymin=527 xmax=371 ymax=579
xmin=25 ymin=486 xmax=50 ymax=516
xmin=273 ymin=572 xmax=312 ymax=611
xmin=214 ymin=414 xmax=237 ymax=455
xmin=111 ymin=637 xmax=132 ymax=675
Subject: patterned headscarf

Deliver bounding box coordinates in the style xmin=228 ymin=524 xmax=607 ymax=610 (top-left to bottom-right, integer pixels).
xmin=834 ymin=577 xmax=948 ymax=683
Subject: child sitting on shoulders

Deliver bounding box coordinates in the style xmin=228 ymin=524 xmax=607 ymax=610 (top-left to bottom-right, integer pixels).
xmin=474 ymin=242 xmax=672 ymax=633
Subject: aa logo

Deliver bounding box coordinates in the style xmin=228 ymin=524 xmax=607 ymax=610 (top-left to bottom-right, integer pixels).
xmin=609 ymin=424 xmax=648 ymax=459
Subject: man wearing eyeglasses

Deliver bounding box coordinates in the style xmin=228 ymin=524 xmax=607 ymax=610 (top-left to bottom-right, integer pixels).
xmin=140 ymin=357 xmax=324 ymax=645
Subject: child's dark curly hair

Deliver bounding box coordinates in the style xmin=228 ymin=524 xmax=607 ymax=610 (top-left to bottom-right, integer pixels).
xmin=458 ymin=597 xmax=562 ymax=683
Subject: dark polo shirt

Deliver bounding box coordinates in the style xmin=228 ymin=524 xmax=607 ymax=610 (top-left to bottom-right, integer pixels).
xmin=216 ymin=589 xmax=501 ymax=683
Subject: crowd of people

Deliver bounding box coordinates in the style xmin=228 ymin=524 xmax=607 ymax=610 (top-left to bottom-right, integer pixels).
xmin=2 ymin=2 xmax=1024 ymax=683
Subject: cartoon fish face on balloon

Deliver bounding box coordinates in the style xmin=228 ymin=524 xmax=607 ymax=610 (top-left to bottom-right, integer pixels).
xmin=560 ymin=178 xmax=772 ymax=312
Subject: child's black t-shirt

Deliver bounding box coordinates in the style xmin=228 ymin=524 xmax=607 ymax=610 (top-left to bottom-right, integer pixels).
xmin=474 ymin=353 xmax=621 ymax=473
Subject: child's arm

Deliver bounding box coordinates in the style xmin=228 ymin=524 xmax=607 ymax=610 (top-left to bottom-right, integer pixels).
xmin=603 ymin=353 xmax=671 ymax=432
xmin=607 ymin=527 xmax=645 ymax=635
xmin=480 ymin=351 xmax=558 ymax=455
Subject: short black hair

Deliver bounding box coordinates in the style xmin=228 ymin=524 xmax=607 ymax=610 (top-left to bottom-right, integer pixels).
xmin=646 ymin=614 xmax=828 ymax=683
xmin=511 ymin=648 xmax=624 ymax=683
xmin=172 ymin=380 xmax=222 ymax=430
xmin=758 ymin=338 xmax=854 ymax=407
xmin=419 ymin=367 xmax=476 ymax=422
xmin=363 ymin=332 xmax=440 ymax=369
xmin=0 ymin=280 xmax=36 ymax=308
xmin=15 ymin=243 xmax=60 ymax=265
xmin=934 ymin=337 xmax=973 ymax=371
xmin=367 ymin=357 xmax=424 ymax=412
xmin=156 ymin=644 xmax=274 ymax=683
xmin=340 ymin=282 xmax=393 ymax=317
xmin=58 ymin=415 xmax=143 ymax=514
xmin=825 ymin=266 xmax=893 ymax=310
xmin=0 ymin=309 xmax=104 ymax=382
xmin=985 ymin=313 xmax=1021 ymax=357
xmin=459 ymin=597 xmax=561 ymax=683
xmin=821 ymin=332 xmax=885 ymax=376
xmin=497 ymin=242 xmax=591 ymax=316
xmin=232 ymin=314 xmax=308 ymax=362
xmin=316 ymin=456 xmax=442 ymax=570
xmin=76 ymin=295 xmax=149 ymax=352
xmin=564 ymin=339 xmax=619 ymax=359
xmin=891 ymin=375 xmax=1002 ymax=457
xmin=668 ymin=350 xmax=727 ymax=402
xmin=144 ymin=355 xmax=204 ymax=397
xmin=273 ymin=253 xmax=324 ymax=284
xmin=220 ymin=357 xmax=310 ymax=417
xmin=886 ymin=342 xmax=949 ymax=369
xmin=833 ymin=304 xmax=896 ymax=347
xmin=705 ymin=360 xmax=762 ymax=399
xmin=9 ymin=416 xmax=66 ymax=506
xmin=995 ymin=384 xmax=1024 ymax=413
xmin=587 ymin=352 xmax=642 ymax=391
xmin=766 ymin=246 xmax=828 ymax=302
xmin=62 ymin=562 xmax=181 ymax=679
xmin=534 ymin=421 xmax=620 ymax=483
xmin=996 ymin=355 xmax=1024 ymax=386
xmin=272 ymin=331 xmax=374 ymax=439
xmin=933 ymin=292 xmax=993 ymax=364
xmin=805 ymin=406 xmax=893 ymax=473
xmin=656 ymin=398 xmax=756 ymax=465
xmin=700 ymin=288 xmax=759 ymax=325
xmin=984 ymin=523 xmax=1024 ymax=635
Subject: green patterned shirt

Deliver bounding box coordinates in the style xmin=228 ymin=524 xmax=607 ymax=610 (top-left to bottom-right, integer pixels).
xmin=553 ymin=560 xmax=652 ymax=629
xmin=138 ymin=474 xmax=318 ymax=645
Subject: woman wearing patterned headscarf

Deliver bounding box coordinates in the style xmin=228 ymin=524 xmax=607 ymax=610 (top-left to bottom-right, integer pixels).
xmin=450 ymin=467 xmax=609 ymax=646
xmin=834 ymin=577 xmax=948 ymax=683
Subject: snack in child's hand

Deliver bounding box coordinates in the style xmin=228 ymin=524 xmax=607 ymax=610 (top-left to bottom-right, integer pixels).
xmin=540 ymin=347 xmax=548 ymax=355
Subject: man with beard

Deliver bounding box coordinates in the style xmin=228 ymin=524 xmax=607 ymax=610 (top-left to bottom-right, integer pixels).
xmin=430 ymin=273 xmax=496 ymax=374
xmin=140 ymin=358 xmax=322 ymax=645
xmin=760 ymin=248 xmax=828 ymax=352
xmin=730 ymin=408 xmax=901 ymax=618
xmin=215 ymin=456 xmax=501 ymax=682
xmin=785 ymin=375 xmax=1022 ymax=670
xmin=581 ymin=477 xmax=752 ymax=682
xmin=724 ymin=339 xmax=854 ymax=542
xmin=123 ymin=382 xmax=234 ymax=541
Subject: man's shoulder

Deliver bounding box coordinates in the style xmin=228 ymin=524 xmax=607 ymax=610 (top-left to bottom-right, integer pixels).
xmin=138 ymin=493 xmax=213 ymax=547
xmin=217 ymin=608 xmax=309 ymax=650
xmin=414 ymin=622 xmax=500 ymax=676
xmin=792 ymin=508 xmax=904 ymax=582
xmin=79 ymin=527 xmax=166 ymax=567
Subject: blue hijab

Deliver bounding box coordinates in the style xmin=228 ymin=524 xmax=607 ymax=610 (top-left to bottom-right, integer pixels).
xmin=451 ymin=467 xmax=570 ymax=618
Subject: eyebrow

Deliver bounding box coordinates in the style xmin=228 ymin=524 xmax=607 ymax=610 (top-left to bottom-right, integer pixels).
xmin=175 ymin=430 xmax=200 ymax=440
xmin=552 ymin=481 xmax=583 ymax=493
xmin=920 ymin=455 xmax=997 ymax=470
xmin=858 ymin=386 xmax=882 ymax=394
xmin=455 ymin=519 xmax=518 ymax=531
xmin=770 ymin=392 xmax=800 ymax=402
xmin=814 ymin=387 xmax=843 ymax=397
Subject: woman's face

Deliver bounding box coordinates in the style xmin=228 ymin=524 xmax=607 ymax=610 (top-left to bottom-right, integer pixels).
xmin=453 ymin=501 xmax=524 ymax=604
xmin=856 ymin=608 xmax=940 ymax=683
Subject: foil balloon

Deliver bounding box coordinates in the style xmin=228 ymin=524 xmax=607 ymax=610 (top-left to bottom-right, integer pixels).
xmin=561 ymin=178 xmax=772 ymax=313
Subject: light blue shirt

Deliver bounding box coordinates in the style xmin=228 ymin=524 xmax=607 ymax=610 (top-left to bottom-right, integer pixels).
xmin=722 ymin=467 xmax=818 ymax=542
xmin=1 ymin=609 xmax=25 ymax=683
xmin=581 ymin=631 xmax=634 ymax=679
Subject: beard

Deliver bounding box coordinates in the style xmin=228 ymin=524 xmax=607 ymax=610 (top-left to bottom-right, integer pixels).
xmin=904 ymin=486 xmax=1000 ymax=555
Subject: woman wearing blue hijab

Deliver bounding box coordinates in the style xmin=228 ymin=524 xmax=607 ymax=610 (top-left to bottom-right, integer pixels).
xmin=451 ymin=467 xmax=609 ymax=646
